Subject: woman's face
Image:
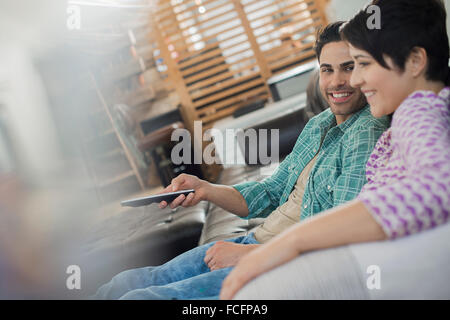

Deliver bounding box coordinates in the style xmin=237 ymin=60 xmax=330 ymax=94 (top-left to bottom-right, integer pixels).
xmin=348 ymin=45 xmax=416 ymax=118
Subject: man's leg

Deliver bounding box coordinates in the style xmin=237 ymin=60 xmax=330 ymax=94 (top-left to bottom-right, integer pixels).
xmin=92 ymin=233 xmax=258 ymax=299
xmin=119 ymin=267 xmax=233 ymax=300
xmin=92 ymin=241 xmax=216 ymax=299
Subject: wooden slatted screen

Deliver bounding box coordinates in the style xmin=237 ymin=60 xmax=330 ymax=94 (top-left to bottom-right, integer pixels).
xmin=243 ymin=0 xmax=327 ymax=74
xmin=149 ymin=0 xmax=328 ymax=180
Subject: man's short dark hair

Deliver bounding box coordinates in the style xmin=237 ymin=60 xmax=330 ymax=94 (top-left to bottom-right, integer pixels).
xmin=314 ymin=21 xmax=346 ymax=61
xmin=341 ymin=0 xmax=450 ymax=84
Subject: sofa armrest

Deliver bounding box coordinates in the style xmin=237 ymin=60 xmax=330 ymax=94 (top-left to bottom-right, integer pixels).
xmin=234 ymin=222 xmax=450 ymax=299
xmin=80 ymin=202 xmax=208 ymax=296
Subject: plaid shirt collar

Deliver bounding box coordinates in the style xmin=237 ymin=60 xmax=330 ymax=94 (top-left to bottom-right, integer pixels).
xmin=317 ymin=104 xmax=371 ymax=136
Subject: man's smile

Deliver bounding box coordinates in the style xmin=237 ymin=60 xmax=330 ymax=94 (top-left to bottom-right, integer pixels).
xmin=328 ymin=90 xmax=355 ymax=104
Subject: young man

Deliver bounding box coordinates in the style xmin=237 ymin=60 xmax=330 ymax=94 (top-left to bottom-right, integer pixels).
xmin=92 ymin=22 xmax=390 ymax=300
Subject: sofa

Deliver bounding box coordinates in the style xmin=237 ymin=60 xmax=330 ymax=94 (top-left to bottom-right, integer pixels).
xmin=79 ymin=105 xmax=306 ymax=297
xmin=79 ymin=163 xmax=274 ymax=296
xmin=79 ymin=67 xmax=450 ymax=298
xmin=80 ymin=72 xmax=323 ymax=297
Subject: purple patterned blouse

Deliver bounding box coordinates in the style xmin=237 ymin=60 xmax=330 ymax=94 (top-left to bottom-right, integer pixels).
xmin=357 ymin=87 xmax=450 ymax=239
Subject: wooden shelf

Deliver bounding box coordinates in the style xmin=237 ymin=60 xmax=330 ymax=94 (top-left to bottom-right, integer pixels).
xmin=86 ymin=128 xmax=115 ymax=144
xmin=94 ymin=148 xmax=123 ymax=160
xmin=98 ymin=170 xmax=135 ymax=188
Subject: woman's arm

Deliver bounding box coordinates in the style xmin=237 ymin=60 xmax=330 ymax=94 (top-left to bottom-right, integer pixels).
xmin=219 ymin=199 xmax=387 ymax=299
xmin=357 ymin=92 xmax=450 ymax=238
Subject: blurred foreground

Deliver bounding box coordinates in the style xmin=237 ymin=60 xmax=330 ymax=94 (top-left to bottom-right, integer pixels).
xmin=0 ymin=0 xmax=143 ymax=299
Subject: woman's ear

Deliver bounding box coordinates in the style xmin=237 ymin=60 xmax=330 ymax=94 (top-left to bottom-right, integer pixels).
xmin=407 ymin=47 xmax=428 ymax=78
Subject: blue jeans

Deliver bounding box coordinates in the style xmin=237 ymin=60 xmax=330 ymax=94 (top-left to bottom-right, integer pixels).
xmin=91 ymin=233 xmax=259 ymax=300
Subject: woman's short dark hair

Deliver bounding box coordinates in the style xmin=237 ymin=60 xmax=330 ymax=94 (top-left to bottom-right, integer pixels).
xmin=314 ymin=21 xmax=345 ymax=61
xmin=341 ymin=0 xmax=450 ymax=84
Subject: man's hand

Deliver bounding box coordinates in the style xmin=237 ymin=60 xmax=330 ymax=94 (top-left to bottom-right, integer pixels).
xmin=158 ymin=174 xmax=249 ymax=217
xmin=158 ymin=173 xmax=209 ymax=209
xmin=204 ymin=242 xmax=259 ymax=271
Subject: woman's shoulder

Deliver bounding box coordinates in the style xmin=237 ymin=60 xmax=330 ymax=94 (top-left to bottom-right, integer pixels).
xmin=397 ymin=87 xmax=450 ymax=112
xmin=393 ymin=87 xmax=450 ymax=127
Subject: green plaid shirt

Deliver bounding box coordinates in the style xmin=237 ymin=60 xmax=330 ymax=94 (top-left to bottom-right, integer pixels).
xmin=233 ymin=105 xmax=390 ymax=220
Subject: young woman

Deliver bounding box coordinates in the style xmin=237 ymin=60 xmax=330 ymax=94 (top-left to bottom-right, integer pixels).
xmin=220 ymin=0 xmax=450 ymax=299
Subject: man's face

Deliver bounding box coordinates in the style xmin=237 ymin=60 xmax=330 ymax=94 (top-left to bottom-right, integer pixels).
xmin=318 ymin=41 xmax=367 ymax=123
